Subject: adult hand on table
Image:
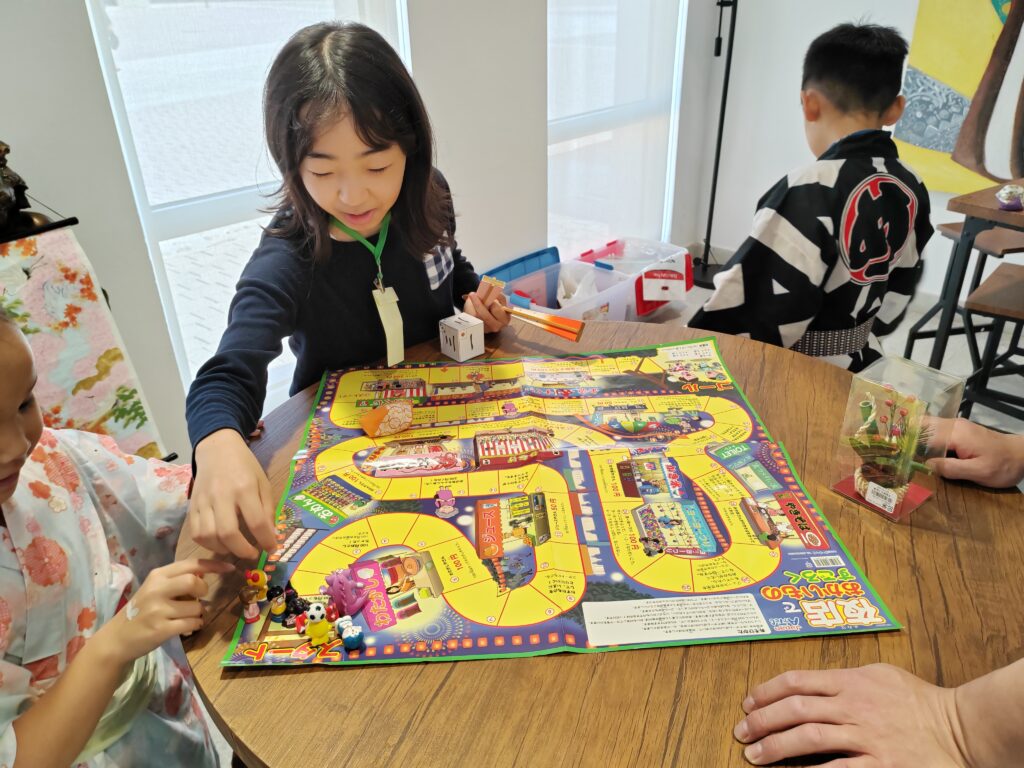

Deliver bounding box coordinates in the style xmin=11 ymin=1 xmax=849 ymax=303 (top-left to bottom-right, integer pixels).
xmin=928 ymin=418 xmax=1024 ymax=489
xmin=733 ymin=664 xmax=968 ymax=767
xmin=189 ymin=428 xmax=279 ymax=559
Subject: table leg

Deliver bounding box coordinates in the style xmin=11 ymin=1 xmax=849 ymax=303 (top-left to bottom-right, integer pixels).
xmin=928 ymin=217 xmax=995 ymax=369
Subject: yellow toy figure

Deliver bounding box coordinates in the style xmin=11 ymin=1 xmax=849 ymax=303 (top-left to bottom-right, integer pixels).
xmin=267 ymin=586 xmax=287 ymax=623
xmin=245 ymin=569 xmax=269 ymax=601
xmin=300 ymin=603 xmax=332 ymax=648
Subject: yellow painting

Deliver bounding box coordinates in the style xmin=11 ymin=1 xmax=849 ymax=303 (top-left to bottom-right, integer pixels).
xmin=893 ymin=0 xmax=1019 ymax=193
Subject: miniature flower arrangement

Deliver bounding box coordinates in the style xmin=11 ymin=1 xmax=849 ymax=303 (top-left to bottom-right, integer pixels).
xmin=845 ymin=387 xmax=931 ymax=504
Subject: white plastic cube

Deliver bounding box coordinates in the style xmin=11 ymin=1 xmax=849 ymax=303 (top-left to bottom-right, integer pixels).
xmin=439 ymin=312 xmax=485 ymax=362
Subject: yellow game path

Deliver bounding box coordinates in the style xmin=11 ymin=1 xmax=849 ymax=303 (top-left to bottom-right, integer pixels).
xmin=288 ymin=465 xmax=588 ymax=628
xmin=594 ymin=397 xmax=781 ymax=594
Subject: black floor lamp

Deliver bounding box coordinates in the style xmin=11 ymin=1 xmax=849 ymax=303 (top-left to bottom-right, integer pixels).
xmin=694 ymin=0 xmax=739 ymax=289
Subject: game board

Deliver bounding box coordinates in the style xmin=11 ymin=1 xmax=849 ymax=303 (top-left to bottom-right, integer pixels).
xmin=223 ymin=339 xmax=897 ymax=667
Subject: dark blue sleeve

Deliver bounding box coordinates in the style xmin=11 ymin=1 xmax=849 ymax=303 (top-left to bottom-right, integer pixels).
xmin=185 ymin=233 xmax=308 ymax=449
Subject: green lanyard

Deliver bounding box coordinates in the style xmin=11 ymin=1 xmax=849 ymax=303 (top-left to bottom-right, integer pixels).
xmin=330 ymin=211 xmax=392 ymax=290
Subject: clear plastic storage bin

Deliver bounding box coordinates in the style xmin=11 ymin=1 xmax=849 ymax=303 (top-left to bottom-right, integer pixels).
xmin=502 ymin=259 xmax=633 ymax=322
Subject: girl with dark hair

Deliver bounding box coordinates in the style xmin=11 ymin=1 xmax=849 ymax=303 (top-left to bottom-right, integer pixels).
xmin=185 ymin=22 xmax=508 ymax=559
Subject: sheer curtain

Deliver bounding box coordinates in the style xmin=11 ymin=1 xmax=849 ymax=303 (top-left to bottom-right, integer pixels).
xmin=547 ymin=0 xmax=685 ymax=259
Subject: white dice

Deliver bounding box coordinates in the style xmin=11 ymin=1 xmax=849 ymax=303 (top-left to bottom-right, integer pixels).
xmin=439 ymin=312 xmax=485 ymax=362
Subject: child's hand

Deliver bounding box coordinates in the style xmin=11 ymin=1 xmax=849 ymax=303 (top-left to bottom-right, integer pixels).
xmin=462 ymin=290 xmax=510 ymax=333
xmin=190 ymin=428 xmax=279 ymax=559
xmin=98 ymin=558 xmax=234 ymax=665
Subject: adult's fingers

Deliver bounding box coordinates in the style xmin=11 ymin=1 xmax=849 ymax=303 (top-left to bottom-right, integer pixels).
xmin=743 ymin=669 xmax=846 ymax=713
xmin=743 ymin=723 xmax=863 ymax=765
xmin=735 ymin=694 xmax=847 ymax=743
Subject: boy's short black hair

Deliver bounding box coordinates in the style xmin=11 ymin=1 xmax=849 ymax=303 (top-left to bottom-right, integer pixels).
xmin=802 ymin=23 xmax=909 ymax=115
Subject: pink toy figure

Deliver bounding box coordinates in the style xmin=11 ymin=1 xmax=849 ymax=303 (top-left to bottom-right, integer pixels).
xmin=239 ymin=584 xmax=261 ymax=624
xmin=502 ymin=402 xmax=518 ymax=416
xmin=434 ymin=488 xmax=458 ymax=519
xmin=320 ymin=568 xmax=369 ymax=617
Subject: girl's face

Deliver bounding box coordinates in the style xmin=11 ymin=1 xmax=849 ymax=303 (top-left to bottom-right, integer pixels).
xmin=0 ymin=324 xmax=42 ymax=506
xmin=301 ymin=113 xmax=407 ymax=240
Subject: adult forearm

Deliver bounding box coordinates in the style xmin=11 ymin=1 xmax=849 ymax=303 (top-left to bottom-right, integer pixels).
xmin=954 ymin=658 xmax=1024 ymax=768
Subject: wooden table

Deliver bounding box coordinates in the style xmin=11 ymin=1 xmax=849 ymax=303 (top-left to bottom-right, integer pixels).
xmin=929 ymin=178 xmax=1024 ymax=368
xmin=179 ymin=322 xmax=1024 ymax=767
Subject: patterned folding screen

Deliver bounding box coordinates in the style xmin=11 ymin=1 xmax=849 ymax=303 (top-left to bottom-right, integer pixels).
xmin=894 ymin=0 xmax=1018 ymax=194
xmin=0 ymin=226 xmax=164 ymax=457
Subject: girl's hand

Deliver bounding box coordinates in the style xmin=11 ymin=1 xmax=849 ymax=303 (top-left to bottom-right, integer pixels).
xmin=96 ymin=558 xmax=235 ymax=666
xmin=189 ymin=428 xmax=279 ymax=559
xmin=462 ymin=290 xmax=510 ymax=333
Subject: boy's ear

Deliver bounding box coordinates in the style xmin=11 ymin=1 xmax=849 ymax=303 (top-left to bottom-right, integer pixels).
xmin=881 ymin=94 xmax=906 ymax=126
xmin=801 ymin=89 xmax=822 ymax=122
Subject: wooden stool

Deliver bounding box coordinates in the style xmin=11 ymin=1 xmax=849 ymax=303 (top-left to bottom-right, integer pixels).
xmin=904 ymin=221 xmax=1024 ymax=367
xmin=961 ymin=263 xmax=1024 ymax=422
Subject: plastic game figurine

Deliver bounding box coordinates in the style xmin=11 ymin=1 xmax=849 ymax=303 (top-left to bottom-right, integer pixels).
xmin=267 ymin=585 xmax=287 ymax=623
xmin=321 ymin=568 xmax=370 ymax=618
xmin=282 ymin=594 xmax=310 ymax=629
xmin=239 ymin=584 xmax=261 ymax=624
xmin=299 ymin=603 xmax=333 ymax=648
xmin=360 ymin=399 xmax=413 ymax=438
xmin=335 ymin=615 xmax=366 ymax=651
xmin=245 ymin=568 xmax=269 ymax=601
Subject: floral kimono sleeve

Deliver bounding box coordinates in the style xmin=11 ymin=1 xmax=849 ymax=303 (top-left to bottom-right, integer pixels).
xmin=0 ymin=658 xmax=33 ymax=767
xmin=42 ymin=430 xmax=192 ymax=579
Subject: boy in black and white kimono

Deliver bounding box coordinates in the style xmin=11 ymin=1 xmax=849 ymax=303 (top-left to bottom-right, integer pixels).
xmin=690 ymin=23 xmax=933 ymax=372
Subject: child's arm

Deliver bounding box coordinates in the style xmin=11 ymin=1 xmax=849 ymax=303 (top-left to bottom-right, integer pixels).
xmin=186 ymin=237 xmax=306 ymax=559
xmin=689 ymin=180 xmax=833 ymax=347
xmin=5 ymin=558 xmax=232 ymax=768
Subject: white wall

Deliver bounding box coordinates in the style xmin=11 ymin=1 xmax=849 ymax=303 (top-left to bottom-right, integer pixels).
xmin=6 ymin=0 xmax=189 ymax=456
xmin=407 ymin=0 xmax=548 ymax=272
xmin=672 ymin=0 xmax=974 ymax=299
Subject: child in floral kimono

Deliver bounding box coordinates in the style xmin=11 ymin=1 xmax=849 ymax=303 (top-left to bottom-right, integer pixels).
xmin=0 ymin=310 xmax=231 ymax=765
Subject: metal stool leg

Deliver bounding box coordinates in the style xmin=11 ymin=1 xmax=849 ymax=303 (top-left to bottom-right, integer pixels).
xmin=962 ymin=316 xmax=1005 ymax=419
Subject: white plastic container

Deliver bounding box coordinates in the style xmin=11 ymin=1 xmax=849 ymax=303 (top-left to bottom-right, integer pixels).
xmin=502 ymin=260 xmax=633 ymax=322
xmin=577 ymin=238 xmax=693 ymax=320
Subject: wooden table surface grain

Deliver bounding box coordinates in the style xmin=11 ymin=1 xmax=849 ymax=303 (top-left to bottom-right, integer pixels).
xmin=178 ymin=322 xmax=1024 ymax=768
xmin=948 ymin=177 xmax=1024 ymax=229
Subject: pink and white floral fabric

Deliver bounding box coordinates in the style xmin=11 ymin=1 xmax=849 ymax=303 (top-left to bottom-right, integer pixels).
xmin=0 ymin=429 xmax=217 ymax=766
xmin=0 ymin=228 xmax=164 ymax=458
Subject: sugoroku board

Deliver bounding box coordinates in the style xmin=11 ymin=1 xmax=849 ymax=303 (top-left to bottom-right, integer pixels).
xmin=223 ymin=339 xmax=897 ymax=667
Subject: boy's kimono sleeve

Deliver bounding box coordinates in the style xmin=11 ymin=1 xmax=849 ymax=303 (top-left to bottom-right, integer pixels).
xmin=689 ymin=176 xmax=836 ymax=348
xmin=56 ymin=430 xmax=192 ymax=578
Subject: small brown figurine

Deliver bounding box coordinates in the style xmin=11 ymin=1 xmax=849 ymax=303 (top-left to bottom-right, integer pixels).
xmin=0 ymin=141 xmax=49 ymax=235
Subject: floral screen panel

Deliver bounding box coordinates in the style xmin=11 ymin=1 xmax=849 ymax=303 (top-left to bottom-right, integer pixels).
xmin=0 ymin=227 xmax=164 ymax=458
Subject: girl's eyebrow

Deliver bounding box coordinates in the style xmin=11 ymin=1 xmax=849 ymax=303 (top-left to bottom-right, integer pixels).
xmin=305 ymin=146 xmax=388 ymax=160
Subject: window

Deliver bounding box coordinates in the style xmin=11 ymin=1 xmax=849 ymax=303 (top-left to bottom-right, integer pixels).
xmin=547 ymin=0 xmax=686 ymax=257
xmin=89 ymin=0 xmax=409 ymax=410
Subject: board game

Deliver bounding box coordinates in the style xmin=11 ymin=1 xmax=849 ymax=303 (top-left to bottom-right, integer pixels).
xmin=223 ymin=339 xmax=897 ymax=667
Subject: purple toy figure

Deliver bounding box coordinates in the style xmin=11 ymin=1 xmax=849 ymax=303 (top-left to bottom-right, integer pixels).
xmin=434 ymin=488 xmax=458 ymax=519
xmin=320 ymin=568 xmax=369 ymax=617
